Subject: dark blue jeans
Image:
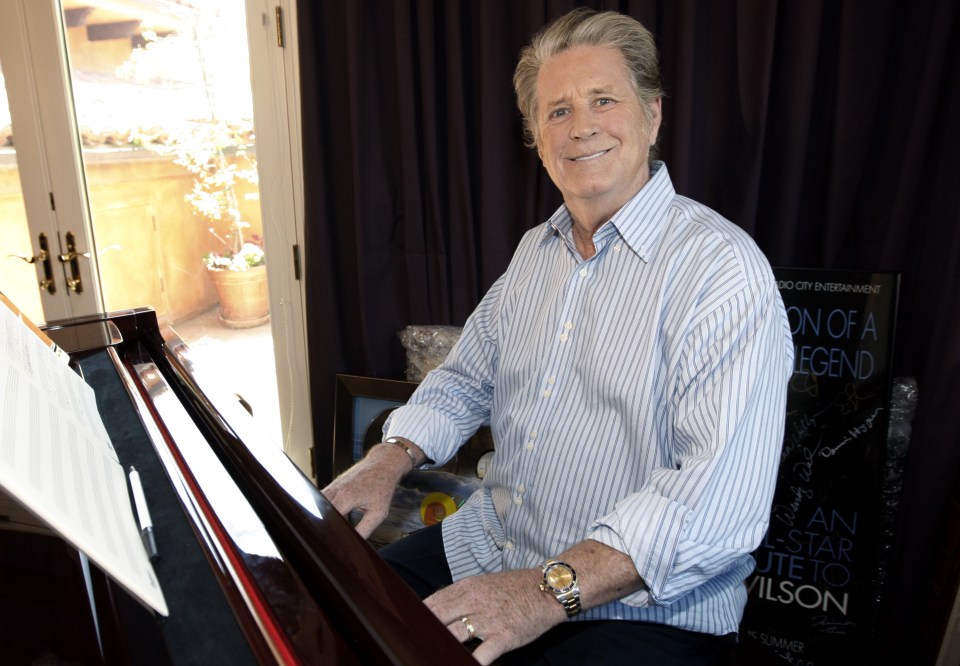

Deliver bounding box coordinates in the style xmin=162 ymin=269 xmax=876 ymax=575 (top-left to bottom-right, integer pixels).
xmin=378 ymin=523 xmax=735 ymax=665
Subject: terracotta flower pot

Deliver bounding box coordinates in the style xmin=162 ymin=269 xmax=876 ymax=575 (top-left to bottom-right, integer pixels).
xmin=207 ymin=264 xmax=270 ymax=328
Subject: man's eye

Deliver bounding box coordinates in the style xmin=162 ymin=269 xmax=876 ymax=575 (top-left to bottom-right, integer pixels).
xmin=550 ymin=108 xmax=570 ymax=119
xmin=596 ymin=98 xmax=614 ymax=107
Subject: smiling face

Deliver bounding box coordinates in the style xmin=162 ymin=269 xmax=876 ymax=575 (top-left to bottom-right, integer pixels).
xmin=535 ymin=45 xmax=661 ymax=230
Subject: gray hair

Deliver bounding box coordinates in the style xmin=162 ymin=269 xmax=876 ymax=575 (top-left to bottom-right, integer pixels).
xmin=513 ymin=8 xmax=664 ymax=149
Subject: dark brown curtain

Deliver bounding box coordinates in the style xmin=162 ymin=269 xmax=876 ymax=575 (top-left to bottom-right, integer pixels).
xmin=296 ymin=0 xmax=960 ymax=661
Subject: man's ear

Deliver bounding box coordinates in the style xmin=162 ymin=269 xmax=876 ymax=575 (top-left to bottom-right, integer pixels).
xmin=648 ymin=98 xmax=663 ymax=145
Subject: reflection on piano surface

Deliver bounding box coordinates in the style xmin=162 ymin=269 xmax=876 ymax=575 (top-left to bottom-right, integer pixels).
xmin=0 ymin=308 xmax=473 ymax=664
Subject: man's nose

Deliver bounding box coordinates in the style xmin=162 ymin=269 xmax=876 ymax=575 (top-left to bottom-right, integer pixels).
xmin=569 ymin=107 xmax=599 ymax=139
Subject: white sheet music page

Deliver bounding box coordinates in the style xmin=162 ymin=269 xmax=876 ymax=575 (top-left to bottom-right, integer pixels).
xmin=0 ymin=302 xmax=168 ymax=616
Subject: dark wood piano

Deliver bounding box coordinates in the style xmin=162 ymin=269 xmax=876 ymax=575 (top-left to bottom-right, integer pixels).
xmin=0 ymin=308 xmax=474 ymax=665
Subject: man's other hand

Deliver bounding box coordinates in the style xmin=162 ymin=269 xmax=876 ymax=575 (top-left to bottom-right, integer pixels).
xmin=425 ymin=569 xmax=567 ymax=665
xmin=321 ymin=442 xmax=412 ymax=538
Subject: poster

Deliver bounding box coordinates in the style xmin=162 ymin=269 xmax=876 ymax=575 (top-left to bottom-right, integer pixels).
xmin=735 ymin=269 xmax=900 ymax=664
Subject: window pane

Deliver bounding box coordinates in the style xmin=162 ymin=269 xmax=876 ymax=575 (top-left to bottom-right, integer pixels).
xmin=63 ymin=0 xmax=265 ymax=325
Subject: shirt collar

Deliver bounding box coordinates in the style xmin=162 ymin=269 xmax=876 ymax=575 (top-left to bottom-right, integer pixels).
xmin=540 ymin=161 xmax=676 ymax=262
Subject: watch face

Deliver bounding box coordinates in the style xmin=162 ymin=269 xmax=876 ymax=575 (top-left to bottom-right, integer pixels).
xmin=545 ymin=565 xmax=574 ymax=590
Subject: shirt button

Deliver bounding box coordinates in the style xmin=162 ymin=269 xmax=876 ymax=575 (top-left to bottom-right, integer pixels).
xmin=559 ymin=333 xmax=568 ymax=342
xmin=547 ymin=376 xmax=556 ymax=385
xmin=579 ymin=268 xmax=588 ymax=277
xmin=614 ymin=244 xmax=622 ymax=252
xmin=529 ymin=431 xmax=538 ymax=439
xmin=505 ymin=541 xmax=515 ymax=551
xmin=514 ymin=496 xmax=523 ymax=506
xmin=542 ymin=389 xmax=552 ymax=398
xmin=517 ymin=484 xmax=525 ymax=494
xmin=564 ymin=321 xmax=573 ymax=330
xmin=526 ymin=441 xmax=534 ymax=451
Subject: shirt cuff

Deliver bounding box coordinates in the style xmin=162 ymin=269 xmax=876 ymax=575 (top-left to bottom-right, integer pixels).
xmin=383 ymin=403 xmax=461 ymax=468
xmin=588 ymin=524 xmax=652 ymax=607
xmin=589 ymin=492 xmax=690 ymax=606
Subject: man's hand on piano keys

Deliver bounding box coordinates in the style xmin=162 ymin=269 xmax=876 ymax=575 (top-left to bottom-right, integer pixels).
xmin=321 ymin=442 xmax=413 ymax=538
xmin=425 ymin=568 xmax=566 ymax=665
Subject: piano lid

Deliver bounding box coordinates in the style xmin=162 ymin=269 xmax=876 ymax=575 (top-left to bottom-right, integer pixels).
xmin=25 ymin=308 xmax=476 ymax=665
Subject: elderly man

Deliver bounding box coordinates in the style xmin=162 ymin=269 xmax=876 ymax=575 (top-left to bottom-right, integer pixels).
xmin=324 ymin=8 xmax=793 ymax=665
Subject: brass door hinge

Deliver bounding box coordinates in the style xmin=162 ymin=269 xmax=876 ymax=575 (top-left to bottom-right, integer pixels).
xmin=275 ymin=6 xmax=284 ymax=48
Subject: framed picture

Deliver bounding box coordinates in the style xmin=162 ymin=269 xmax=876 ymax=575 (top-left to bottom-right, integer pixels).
xmin=333 ymin=374 xmax=418 ymax=478
xmin=332 ymin=373 xmax=494 ymax=549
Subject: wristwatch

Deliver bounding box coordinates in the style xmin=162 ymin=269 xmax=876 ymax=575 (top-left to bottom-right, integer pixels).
xmin=540 ymin=559 xmax=581 ymax=617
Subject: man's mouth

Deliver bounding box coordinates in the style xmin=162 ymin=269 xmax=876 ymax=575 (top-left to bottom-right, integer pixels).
xmin=570 ymin=149 xmax=610 ymax=162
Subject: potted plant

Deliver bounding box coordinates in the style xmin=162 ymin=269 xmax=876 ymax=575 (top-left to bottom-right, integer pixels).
xmin=132 ymin=119 xmax=268 ymax=327
xmin=173 ymin=120 xmax=269 ymax=328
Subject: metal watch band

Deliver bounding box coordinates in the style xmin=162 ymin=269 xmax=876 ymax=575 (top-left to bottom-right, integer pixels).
xmin=385 ymin=437 xmax=417 ymax=466
xmin=556 ymin=590 xmax=581 ymax=616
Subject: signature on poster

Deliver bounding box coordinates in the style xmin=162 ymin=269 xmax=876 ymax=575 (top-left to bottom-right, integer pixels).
xmin=819 ymin=407 xmax=884 ymax=458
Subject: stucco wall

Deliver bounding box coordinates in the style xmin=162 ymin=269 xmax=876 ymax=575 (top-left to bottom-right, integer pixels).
xmin=0 ymin=149 xmax=263 ymax=324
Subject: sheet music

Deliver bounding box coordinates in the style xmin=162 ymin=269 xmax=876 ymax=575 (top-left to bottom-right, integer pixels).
xmin=0 ymin=302 xmax=168 ymax=616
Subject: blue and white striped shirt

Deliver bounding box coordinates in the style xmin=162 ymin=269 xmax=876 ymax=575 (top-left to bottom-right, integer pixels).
xmin=385 ymin=162 xmax=793 ymax=636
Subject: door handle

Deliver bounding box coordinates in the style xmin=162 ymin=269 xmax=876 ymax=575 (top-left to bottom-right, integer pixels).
xmin=8 ymin=233 xmax=56 ymax=294
xmin=57 ymin=231 xmax=89 ymax=293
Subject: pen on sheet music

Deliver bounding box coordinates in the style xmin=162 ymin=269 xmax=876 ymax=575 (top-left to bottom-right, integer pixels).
xmin=129 ymin=466 xmax=159 ymax=562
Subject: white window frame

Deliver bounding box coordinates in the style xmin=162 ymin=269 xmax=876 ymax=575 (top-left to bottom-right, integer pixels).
xmin=245 ymin=0 xmax=314 ymax=478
